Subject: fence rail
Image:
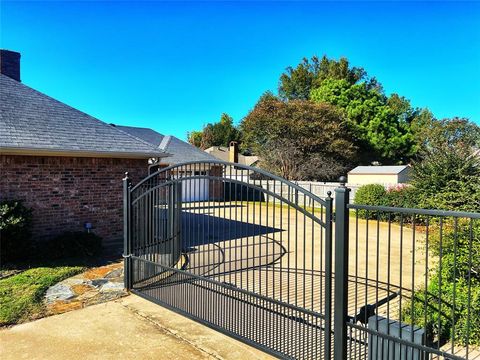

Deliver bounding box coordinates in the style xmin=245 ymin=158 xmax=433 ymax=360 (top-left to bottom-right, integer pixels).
xmin=225 ymin=175 xmax=362 ymax=203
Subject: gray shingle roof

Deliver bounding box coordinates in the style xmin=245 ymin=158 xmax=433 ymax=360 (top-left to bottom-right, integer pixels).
xmin=348 ymin=165 xmax=410 ymax=175
xmin=117 ymin=125 xmax=217 ymax=164
xmin=0 ymin=74 xmax=165 ymax=158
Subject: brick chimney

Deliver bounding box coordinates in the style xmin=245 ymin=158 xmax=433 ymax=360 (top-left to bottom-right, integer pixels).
xmin=0 ymin=50 xmax=21 ymax=81
xmin=229 ymin=141 xmax=239 ymax=163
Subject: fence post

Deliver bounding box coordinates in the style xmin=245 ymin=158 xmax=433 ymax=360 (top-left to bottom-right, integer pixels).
xmin=123 ymin=172 xmax=132 ymax=290
xmin=334 ymin=176 xmax=350 ymax=360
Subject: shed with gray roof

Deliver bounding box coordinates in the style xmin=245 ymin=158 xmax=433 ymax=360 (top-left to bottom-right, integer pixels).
xmin=347 ymin=165 xmax=411 ymax=185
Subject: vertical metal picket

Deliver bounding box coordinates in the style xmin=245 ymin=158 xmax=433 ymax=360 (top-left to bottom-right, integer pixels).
xmin=123 ymin=172 xmax=132 ymax=290
xmin=334 ymin=177 xmax=350 ymax=360
xmin=324 ymin=191 xmax=333 ymax=359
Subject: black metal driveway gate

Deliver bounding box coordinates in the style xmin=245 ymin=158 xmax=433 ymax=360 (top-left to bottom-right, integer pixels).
xmin=123 ymin=161 xmax=334 ymax=359
xmin=123 ymin=161 xmax=479 ymax=360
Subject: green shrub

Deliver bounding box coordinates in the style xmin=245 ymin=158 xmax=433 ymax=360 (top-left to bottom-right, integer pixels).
xmin=385 ymin=184 xmax=418 ymax=209
xmin=402 ymin=254 xmax=480 ymax=346
xmin=402 ymin=221 xmax=480 ymax=346
xmin=353 ymin=184 xmax=388 ymax=219
xmin=416 ymin=178 xmax=480 ymax=213
xmin=0 ymin=200 xmax=33 ymax=263
xmin=40 ymin=231 xmax=103 ymax=260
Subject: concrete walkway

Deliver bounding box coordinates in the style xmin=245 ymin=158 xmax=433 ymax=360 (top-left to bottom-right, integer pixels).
xmin=0 ymin=295 xmax=273 ymax=360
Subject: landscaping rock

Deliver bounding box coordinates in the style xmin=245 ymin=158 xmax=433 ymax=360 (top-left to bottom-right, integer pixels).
xmin=45 ymin=284 xmax=75 ymax=303
xmin=83 ymin=267 xmax=113 ymax=280
xmin=104 ymin=268 xmax=123 ymax=279
xmin=100 ymin=282 xmax=125 ymax=292
xmin=71 ymin=284 xmax=94 ymax=295
xmin=44 ymin=261 xmax=127 ymax=316
xmin=47 ymin=300 xmax=83 ymax=314
xmin=90 ymin=279 xmax=108 ymax=288
xmin=61 ymin=278 xmax=84 ymax=286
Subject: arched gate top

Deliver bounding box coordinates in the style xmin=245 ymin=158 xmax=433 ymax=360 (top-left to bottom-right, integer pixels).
xmin=130 ymin=159 xmax=329 ymax=207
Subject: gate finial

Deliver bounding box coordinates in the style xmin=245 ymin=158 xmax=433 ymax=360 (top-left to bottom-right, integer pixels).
xmin=338 ymin=176 xmax=347 ymax=186
xmin=123 ymin=172 xmax=129 ymax=181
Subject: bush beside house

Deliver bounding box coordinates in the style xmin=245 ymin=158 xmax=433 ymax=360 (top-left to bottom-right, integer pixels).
xmin=0 ymin=200 xmax=33 ymax=263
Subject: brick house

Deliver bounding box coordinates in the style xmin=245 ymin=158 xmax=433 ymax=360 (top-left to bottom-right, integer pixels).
xmin=0 ymin=50 xmax=168 ymax=250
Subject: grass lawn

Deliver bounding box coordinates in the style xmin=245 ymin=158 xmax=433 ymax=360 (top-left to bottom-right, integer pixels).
xmin=0 ymin=266 xmax=84 ymax=326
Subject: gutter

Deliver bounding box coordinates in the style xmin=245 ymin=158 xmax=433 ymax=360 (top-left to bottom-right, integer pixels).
xmin=0 ymin=147 xmax=172 ymax=160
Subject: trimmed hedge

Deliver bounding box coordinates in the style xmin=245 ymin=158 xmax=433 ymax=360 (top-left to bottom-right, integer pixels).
xmin=353 ymin=183 xmax=419 ymax=220
xmin=353 ymin=184 xmax=387 ymax=219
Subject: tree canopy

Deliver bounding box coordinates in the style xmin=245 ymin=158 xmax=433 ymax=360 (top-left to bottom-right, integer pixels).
xmin=310 ymin=78 xmax=416 ymax=162
xmin=187 ymin=54 xmax=478 ymax=181
xmin=241 ymin=95 xmax=357 ymax=180
xmin=278 ymin=55 xmax=370 ymax=100
xmin=187 ymin=113 xmax=240 ymax=149
xmin=411 ymin=117 xmax=480 ymax=211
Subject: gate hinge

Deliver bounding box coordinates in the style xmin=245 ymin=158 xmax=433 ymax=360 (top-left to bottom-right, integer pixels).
xmin=122 ymin=253 xmax=133 ymax=259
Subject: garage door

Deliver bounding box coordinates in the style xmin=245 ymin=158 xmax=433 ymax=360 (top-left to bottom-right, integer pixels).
xmin=181 ymin=177 xmax=209 ymax=202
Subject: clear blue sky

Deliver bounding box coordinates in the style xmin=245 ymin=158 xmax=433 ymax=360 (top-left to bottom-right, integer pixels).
xmin=1 ymin=1 xmax=479 ymax=140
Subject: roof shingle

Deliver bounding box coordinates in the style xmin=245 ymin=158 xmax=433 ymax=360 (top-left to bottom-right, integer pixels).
xmin=117 ymin=125 xmax=217 ymax=164
xmin=0 ymin=74 xmax=165 ymax=158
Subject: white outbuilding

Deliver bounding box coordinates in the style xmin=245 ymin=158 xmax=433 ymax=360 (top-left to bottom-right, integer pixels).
xmin=347 ymin=165 xmax=411 ymax=185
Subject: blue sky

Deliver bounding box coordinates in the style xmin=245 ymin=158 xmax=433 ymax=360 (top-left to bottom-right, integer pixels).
xmin=1 ymin=1 xmax=479 ymax=140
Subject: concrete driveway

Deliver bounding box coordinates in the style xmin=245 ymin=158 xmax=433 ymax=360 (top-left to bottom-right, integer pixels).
xmin=0 ymin=295 xmax=272 ymax=360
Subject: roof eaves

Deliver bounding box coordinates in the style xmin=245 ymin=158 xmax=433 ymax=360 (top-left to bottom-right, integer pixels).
xmin=0 ymin=146 xmax=168 ymax=159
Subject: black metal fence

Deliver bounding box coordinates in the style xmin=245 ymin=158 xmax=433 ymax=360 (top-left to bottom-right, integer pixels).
xmin=335 ymin=186 xmax=479 ymax=360
xmin=123 ymin=161 xmax=479 ymax=360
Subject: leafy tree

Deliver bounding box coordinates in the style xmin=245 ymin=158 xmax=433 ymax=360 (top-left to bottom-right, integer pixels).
xmin=187 ymin=131 xmax=203 ymax=148
xmin=240 ymin=95 xmax=357 ymax=181
xmin=188 ymin=113 xmax=241 ymax=149
xmin=412 ymin=116 xmax=480 ymax=157
xmin=278 ymin=55 xmax=370 ymax=101
xmin=411 ymin=117 xmax=480 ymax=211
xmin=310 ymin=78 xmax=416 ymax=162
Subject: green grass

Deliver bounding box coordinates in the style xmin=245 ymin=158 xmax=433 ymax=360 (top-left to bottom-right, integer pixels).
xmin=0 ymin=266 xmax=83 ymax=326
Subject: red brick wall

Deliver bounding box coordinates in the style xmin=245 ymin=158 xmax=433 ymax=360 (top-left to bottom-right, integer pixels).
xmin=209 ymin=165 xmax=224 ymax=200
xmin=0 ymin=155 xmax=149 ymax=249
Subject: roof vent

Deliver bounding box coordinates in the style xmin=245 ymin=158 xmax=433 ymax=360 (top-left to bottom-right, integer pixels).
xmin=159 ymin=135 xmax=172 ymax=150
xmin=0 ymin=50 xmax=21 ymax=82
